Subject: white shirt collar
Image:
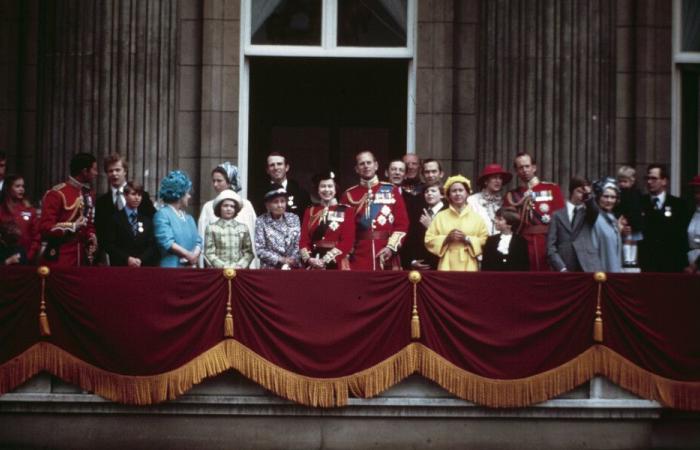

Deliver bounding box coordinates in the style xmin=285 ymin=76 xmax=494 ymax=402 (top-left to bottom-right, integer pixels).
xmin=652 ymin=191 xmax=666 ymax=206
xmin=111 ymin=183 xmax=127 ymax=201
xmin=430 ymin=201 xmax=444 ymax=216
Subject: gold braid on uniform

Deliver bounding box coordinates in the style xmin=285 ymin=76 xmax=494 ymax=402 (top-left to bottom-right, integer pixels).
xmin=387 ymin=232 xmax=406 ymax=252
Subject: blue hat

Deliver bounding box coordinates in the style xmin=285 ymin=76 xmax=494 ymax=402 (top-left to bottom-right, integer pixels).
xmin=159 ymin=170 xmax=192 ymax=202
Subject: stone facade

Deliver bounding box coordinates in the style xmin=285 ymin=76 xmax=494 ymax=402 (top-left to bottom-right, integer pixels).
xmin=0 ymin=0 xmax=674 ymax=209
xmin=4 ymin=373 xmax=699 ymax=449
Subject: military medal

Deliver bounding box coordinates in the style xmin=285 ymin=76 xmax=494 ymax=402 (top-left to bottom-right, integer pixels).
xmin=664 ymin=206 xmax=672 ymax=217
xmin=539 ymin=203 xmax=550 ymax=213
xmin=329 ymin=220 xmax=339 ymax=231
xmin=541 ymin=214 xmax=551 ymax=224
xmin=137 ymin=222 xmax=144 ymax=234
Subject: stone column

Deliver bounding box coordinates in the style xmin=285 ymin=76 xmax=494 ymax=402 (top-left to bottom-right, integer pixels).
xmin=34 ymin=0 xmax=179 ymax=196
xmin=475 ymin=0 xmax=617 ymax=187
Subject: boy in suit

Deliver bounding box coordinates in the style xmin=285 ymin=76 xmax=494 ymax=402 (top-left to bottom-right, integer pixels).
xmin=95 ymin=154 xmax=156 ymax=264
xmin=103 ymin=181 xmax=157 ymax=267
xmin=482 ymin=207 xmax=529 ymax=271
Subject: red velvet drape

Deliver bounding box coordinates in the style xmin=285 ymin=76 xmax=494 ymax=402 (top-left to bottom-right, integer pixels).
xmin=1 ymin=267 xmax=699 ymax=408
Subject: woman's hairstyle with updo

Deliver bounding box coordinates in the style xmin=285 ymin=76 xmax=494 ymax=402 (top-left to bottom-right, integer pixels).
xmin=592 ymin=177 xmax=620 ymax=201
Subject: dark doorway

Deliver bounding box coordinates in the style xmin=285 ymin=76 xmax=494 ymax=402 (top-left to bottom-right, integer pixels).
xmin=248 ymin=57 xmax=408 ymax=206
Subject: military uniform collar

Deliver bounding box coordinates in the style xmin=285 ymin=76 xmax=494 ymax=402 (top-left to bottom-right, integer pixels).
xmin=67 ymin=176 xmax=90 ymax=190
xmin=359 ymin=176 xmax=379 ymax=188
xmin=523 ymin=176 xmax=540 ymax=190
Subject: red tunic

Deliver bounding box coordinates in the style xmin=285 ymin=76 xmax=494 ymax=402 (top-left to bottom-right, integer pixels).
xmin=504 ymin=178 xmax=564 ymax=271
xmin=340 ymin=178 xmax=409 ymax=271
xmin=37 ymin=178 xmax=96 ymax=267
xmin=0 ymin=203 xmax=41 ymax=262
xmin=299 ymin=203 xmax=355 ymax=269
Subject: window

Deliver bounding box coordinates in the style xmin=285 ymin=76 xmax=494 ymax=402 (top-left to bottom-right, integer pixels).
xmin=682 ymin=0 xmax=700 ymax=51
xmin=251 ymin=0 xmax=323 ymax=46
xmin=242 ymin=0 xmax=415 ymax=57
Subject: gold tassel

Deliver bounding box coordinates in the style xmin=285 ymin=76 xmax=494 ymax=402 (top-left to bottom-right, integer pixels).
xmin=411 ymin=305 xmax=420 ymax=339
xmin=37 ymin=266 xmax=51 ymax=336
xmin=593 ymin=272 xmax=606 ymax=343
xmin=223 ymin=268 xmax=236 ymax=338
xmin=408 ymin=271 xmax=422 ymax=340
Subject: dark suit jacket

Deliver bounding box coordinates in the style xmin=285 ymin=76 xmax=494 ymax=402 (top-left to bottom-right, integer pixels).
xmin=546 ymin=199 xmax=599 ymax=272
xmin=400 ymin=200 xmax=445 ymax=270
xmin=482 ymin=233 xmax=529 ymax=271
xmin=95 ymin=189 xmax=156 ymax=247
xmin=103 ymin=209 xmax=158 ymax=266
xmin=639 ymin=193 xmax=689 ymax=272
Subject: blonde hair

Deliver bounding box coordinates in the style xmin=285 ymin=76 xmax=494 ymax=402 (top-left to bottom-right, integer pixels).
xmin=617 ymin=165 xmax=636 ymax=181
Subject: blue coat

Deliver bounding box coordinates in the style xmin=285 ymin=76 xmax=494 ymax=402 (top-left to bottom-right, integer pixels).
xmin=154 ymin=205 xmax=202 ymax=267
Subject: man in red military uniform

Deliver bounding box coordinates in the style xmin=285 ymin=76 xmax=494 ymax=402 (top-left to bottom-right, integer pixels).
xmin=504 ymin=152 xmax=564 ymax=271
xmin=340 ymin=151 xmax=409 ymax=270
xmin=38 ymin=153 xmax=99 ymax=267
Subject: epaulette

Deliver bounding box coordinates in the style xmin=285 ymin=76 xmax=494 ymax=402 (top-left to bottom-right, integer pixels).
xmin=51 ymin=182 xmax=67 ymax=191
xmin=379 ymin=181 xmax=393 ymax=186
xmin=344 ymin=185 xmax=359 ymax=192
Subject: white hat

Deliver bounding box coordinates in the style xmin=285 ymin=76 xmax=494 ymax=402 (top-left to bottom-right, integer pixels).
xmin=213 ymin=189 xmax=242 ymax=217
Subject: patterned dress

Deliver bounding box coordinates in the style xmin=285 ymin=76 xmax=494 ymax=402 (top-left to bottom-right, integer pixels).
xmin=204 ymin=219 xmax=254 ymax=269
xmin=254 ymin=212 xmax=301 ymax=269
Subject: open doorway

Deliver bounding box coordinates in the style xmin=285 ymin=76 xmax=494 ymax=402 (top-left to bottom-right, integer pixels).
xmin=248 ymin=57 xmax=408 ymax=205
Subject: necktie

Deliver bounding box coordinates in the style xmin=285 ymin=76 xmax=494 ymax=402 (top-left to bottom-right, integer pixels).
xmin=129 ymin=211 xmax=138 ymax=235
xmin=571 ymin=206 xmax=580 ymax=225
xmin=115 ymin=190 xmax=125 ymax=210
xmin=653 ymin=197 xmax=660 ymax=210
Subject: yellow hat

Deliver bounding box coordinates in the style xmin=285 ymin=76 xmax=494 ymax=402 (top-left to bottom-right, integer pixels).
xmin=443 ymin=175 xmax=472 ymax=195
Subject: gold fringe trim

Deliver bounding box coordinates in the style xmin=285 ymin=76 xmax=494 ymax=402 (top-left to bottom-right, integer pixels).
xmin=225 ymin=341 xmax=419 ymax=407
xmin=2 ymin=342 xmax=700 ymax=410
xmin=417 ymin=345 xmax=597 ymax=408
xmin=595 ymin=345 xmax=700 ymax=411
xmin=0 ymin=342 xmax=232 ymax=405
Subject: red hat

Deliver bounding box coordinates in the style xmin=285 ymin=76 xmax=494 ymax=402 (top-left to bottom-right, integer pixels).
xmin=477 ymin=163 xmax=512 ymax=187
xmin=690 ymin=175 xmax=700 ymax=187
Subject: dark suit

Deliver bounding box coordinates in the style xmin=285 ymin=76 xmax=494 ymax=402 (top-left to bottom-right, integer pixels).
xmin=639 ymin=193 xmax=689 ymax=272
xmin=95 ymin=189 xmax=156 ymax=249
xmin=103 ymin=209 xmax=158 ymax=266
xmin=482 ymin=233 xmax=529 ymax=271
xmin=400 ymin=200 xmax=445 ymax=270
xmin=547 ymin=200 xmax=599 ymax=272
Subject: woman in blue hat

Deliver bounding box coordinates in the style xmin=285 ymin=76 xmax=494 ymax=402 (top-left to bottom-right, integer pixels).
xmin=154 ymin=170 xmax=202 ymax=267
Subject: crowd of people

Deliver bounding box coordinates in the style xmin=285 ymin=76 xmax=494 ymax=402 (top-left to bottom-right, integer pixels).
xmin=0 ymin=150 xmax=699 ymax=274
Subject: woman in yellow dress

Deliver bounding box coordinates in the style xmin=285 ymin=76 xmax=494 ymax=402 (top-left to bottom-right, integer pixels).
xmin=425 ymin=175 xmax=489 ymax=271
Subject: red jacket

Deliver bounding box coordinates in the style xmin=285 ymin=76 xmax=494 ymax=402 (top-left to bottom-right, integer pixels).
xmin=340 ymin=178 xmax=408 ymax=270
xmin=37 ymin=177 xmax=96 ymax=267
xmin=0 ymin=203 xmax=41 ymax=262
xmin=299 ymin=203 xmax=355 ymax=269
